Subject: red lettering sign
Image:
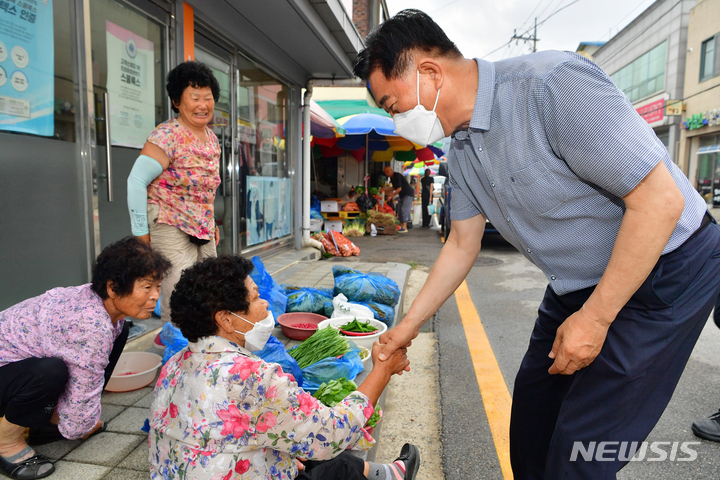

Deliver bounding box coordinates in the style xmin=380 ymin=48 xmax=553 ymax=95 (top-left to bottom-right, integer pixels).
xmin=636 ymin=99 xmax=664 ymax=124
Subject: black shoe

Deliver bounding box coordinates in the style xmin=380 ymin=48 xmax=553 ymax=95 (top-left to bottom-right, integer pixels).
xmin=0 ymin=453 xmax=55 ymax=479
xmin=692 ymin=410 xmax=720 ymax=442
xmin=394 ymin=443 xmax=420 ymax=480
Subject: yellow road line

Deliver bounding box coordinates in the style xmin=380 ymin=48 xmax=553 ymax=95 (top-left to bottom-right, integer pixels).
xmin=454 ymin=280 xmax=514 ymax=479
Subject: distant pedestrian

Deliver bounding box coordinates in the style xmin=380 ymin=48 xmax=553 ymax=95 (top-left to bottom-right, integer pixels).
xmin=359 ymin=10 xmax=720 ymax=479
xmin=421 ymin=169 xmax=433 ymax=228
xmin=384 ymin=166 xmax=414 ymax=233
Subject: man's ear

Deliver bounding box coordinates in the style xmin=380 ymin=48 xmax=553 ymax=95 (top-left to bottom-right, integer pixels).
xmin=417 ymin=58 xmax=444 ymax=90
xmin=215 ymin=310 xmax=235 ymax=334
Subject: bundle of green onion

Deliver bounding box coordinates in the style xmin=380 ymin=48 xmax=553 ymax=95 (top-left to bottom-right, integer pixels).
xmin=287 ymin=326 xmax=351 ymax=369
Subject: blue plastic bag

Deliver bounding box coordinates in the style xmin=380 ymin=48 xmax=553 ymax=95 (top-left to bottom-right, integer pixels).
xmin=250 ymin=256 xmax=288 ymax=324
xmin=282 ymin=285 xmax=334 ymax=315
xmin=352 ymin=300 xmax=395 ymax=327
xmin=159 ymin=322 xmax=189 ymax=364
xmin=323 ymin=301 xmax=334 ymax=318
xmin=298 ymin=350 xmax=364 ymax=394
xmin=256 ymin=335 xmax=304 ymax=387
xmin=333 ymin=266 xmax=401 ymax=307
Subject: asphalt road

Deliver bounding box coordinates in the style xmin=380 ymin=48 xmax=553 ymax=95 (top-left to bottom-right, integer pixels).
xmin=352 ymin=226 xmax=720 ymax=479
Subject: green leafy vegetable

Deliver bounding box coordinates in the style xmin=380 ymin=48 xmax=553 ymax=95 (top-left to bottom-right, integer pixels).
xmin=287 ymin=326 xmax=351 ymax=369
xmin=340 ymin=318 xmax=378 ymax=333
xmin=366 ymin=406 xmax=383 ymax=428
xmin=313 ymin=378 xmax=358 ymax=407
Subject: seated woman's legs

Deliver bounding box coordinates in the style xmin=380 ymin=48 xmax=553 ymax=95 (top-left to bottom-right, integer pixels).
xmin=297 ymin=444 xmax=419 ymax=480
xmin=0 ymin=357 xmax=67 ymax=477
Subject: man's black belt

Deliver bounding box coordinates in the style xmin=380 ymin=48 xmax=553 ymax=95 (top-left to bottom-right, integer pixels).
xmin=682 ymin=210 xmax=715 ymax=246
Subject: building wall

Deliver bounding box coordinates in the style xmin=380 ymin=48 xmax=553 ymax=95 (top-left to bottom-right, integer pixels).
xmin=679 ymin=0 xmax=720 ymax=188
xmin=593 ymin=0 xmax=696 ymax=163
xmin=353 ymin=0 xmax=370 ymax=39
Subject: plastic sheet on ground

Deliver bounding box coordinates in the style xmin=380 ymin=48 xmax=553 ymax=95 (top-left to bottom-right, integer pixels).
xmin=250 ymin=256 xmax=288 ymax=323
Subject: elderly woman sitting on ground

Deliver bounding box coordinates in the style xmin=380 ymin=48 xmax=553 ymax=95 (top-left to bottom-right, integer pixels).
xmin=0 ymin=237 xmax=170 ymax=480
xmin=149 ymin=255 xmax=420 ymax=480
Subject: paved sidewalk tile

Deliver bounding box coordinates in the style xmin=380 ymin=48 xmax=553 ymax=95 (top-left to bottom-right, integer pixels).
xmin=103 ymin=468 xmax=149 ymax=480
xmin=118 ymin=441 xmax=151 ymax=472
xmin=133 ymin=390 xmax=155 ymax=408
xmin=50 ymin=461 xmax=110 ymax=479
xmin=107 ymin=406 xmax=151 ymax=435
xmin=102 ymin=387 xmax=154 ymax=406
xmin=101 ymin=404 xmax=126 ymax=424
xmin=33 ymin=439 xmax=82 ymax=461
xmin=65 ymin=431 xmax=145 ymax=466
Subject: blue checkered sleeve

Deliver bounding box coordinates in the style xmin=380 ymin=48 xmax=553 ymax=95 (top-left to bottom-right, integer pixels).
xmin=541 ymin=57 xmax=668 ymax=198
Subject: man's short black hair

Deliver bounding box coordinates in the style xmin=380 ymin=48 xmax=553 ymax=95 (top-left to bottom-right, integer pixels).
xmin=354 ymin=9 xmax=462 ymax=81
xmin=166 ymin=61 xmax=221 ymax=113
xmin=170 ymin=255 xmax=255 ymax=342
xmin=91 ymin=237 xmax=171 ymax=299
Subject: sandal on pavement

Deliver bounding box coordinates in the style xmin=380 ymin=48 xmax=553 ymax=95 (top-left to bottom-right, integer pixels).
xmin=28 ymin=420 xmax=106 ymax=446
xmin=0 ymin=453 xmax=55 ymax=479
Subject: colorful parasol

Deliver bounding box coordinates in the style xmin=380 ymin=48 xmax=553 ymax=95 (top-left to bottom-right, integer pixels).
xmin=310 ymin=112 xmax=444 ymax=162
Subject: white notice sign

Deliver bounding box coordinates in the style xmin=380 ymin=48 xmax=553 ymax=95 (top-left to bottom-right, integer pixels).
xmin=105 ymin=20 xmax=155 ymax=148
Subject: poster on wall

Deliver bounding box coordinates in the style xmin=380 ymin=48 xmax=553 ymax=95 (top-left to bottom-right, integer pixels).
xmin=263 ymin=177 xmax=279 ymax=240
xmin=278 ymin=178 xmax=291 ymax=237
xmin=105 ymin=20 xmax=155 ymax=148
xmin=247 ymin=176 xmax=265 ymax=246
xmin=0 ymin=0 xmax=54 ymax=136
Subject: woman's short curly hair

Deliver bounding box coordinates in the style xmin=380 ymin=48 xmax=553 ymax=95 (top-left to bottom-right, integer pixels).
xmin=170 ymin=255 xmax=255 ymax=342
xmin=166 ymin=61 xmax=220 ymax=113
xmin=91 ymin=236 xmax=171 ymax=299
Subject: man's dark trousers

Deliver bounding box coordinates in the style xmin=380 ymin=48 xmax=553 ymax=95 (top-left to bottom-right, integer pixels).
xmin=509 ymin=221 xmax=720 ymax=480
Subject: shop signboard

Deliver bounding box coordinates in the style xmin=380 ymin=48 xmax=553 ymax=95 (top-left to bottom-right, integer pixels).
xmin=105 ymin=20 xmax=155 ymax=148
xmin=0 ymin=0 xmax=54 ymax=136
xmin=636 ymin=99 xmax=664 ymax=124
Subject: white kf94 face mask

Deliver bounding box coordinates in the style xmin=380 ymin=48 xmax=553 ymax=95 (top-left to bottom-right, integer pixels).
xmin=228 ymin=310 xmax=275 ymax=352
xmin=392 ymin=70 xmax=446 ymax=147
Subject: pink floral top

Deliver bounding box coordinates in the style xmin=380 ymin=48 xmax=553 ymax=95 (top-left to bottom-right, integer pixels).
xmin=149 ymin=336 xmax=375 ymax=480
xmin=0 ymin=284 xmax=124 ymax=440
xmin=147 ymin=119 xmax=221 ymax=239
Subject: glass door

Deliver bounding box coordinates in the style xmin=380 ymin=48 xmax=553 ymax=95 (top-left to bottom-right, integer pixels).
xmin=89 ymin=0 xmax=169 ymax=249
xmin=194 ymin=43 xmax=236 ymax=255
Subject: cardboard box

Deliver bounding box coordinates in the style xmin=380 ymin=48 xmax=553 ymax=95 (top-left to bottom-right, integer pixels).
xmin=325 ymin=220 xmax=343 ymax=233
xmin=309 ymin=218 xmax=323 ymax=232
xmin=321 ymin=200 xmax=340 ymax=212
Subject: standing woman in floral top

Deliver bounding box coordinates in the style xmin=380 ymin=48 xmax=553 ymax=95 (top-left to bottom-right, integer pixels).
xmin=150 ymin=255 xmax=421 ymax=480
xmin=0 ymin=237 xmax=170 ymax=480
xmin=127 ymin=61 xmax=222 ymax=328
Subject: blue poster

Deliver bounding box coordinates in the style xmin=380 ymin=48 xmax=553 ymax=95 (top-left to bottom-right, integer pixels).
xmin=0 ymin=0 xmax=54 ymax=136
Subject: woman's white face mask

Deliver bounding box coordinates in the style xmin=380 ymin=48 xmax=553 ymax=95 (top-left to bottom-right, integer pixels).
xmin=228 ymin=310 xmax=274 ymax=352
xmin=392 ymin=70 xmax=446 ymax=147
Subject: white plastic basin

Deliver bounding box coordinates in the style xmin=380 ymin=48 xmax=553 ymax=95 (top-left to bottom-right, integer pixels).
xmin=317 ymin=316 xmax=387 ymax=350
xmin=105 ymin=352 xmax=162 ymax=392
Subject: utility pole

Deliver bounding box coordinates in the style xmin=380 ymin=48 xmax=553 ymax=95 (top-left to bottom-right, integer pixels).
xmin=512 ymin=17 xmax=539 ymax=53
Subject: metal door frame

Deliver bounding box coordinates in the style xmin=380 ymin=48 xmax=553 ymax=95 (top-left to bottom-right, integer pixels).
xmin=194 ymin=28 xmax=239 ymax=254
xmin=77 ymin=0 xmax=174 ymax=268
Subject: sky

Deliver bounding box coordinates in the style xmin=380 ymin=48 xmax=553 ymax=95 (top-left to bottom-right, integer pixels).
xmin=385 ymin=0 xmax=658 ymax=62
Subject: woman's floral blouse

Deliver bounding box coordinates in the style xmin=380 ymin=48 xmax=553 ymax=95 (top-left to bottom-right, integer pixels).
xmin=147 ymin=119 xmax=221 ymax=240
xmin=0 ymin=284 xmax=123 ymax=439
xmin=149 ymin=336 xmax=375 ymax=480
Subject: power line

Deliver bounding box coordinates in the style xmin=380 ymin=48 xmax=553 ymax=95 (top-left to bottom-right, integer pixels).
xmin=428 ymin=0 xmax=464 ymax=14
xmin=517 ymin=0 xmax=551 ymax=32
xmin=603 ymin=0 xmax=653 ymax=40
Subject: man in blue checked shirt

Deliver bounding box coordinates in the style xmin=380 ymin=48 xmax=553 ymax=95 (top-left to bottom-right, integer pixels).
xmin=358 ymin=9 xmax=720 ymax=480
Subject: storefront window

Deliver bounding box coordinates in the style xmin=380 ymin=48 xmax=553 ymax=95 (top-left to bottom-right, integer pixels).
xmin=237 ymin=56 xmax=291 ymax=250
xmin=611 ymin=41 xmax=667 ymax=103
xmin=697 ymin=134 xmax=720 ymax=205
xmin=0 ymin=0 xmax=77 ymax=141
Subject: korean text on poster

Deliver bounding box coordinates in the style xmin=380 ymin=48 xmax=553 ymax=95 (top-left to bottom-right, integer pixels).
xmin=0 ymin=0 xmax=54 ymax=136
xmin=105 ymin=20 xmax=155 ymax=148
